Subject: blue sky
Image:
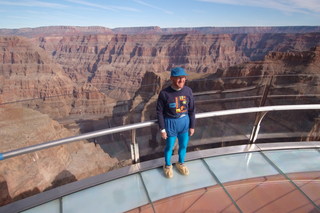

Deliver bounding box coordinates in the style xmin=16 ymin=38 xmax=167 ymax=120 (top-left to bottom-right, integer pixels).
xmin=0 ymin=0 xmax=319 ymax=29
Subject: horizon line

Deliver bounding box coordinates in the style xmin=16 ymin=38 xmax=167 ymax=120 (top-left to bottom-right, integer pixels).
xmin=1 ymin=25 xmax=320 ymax=30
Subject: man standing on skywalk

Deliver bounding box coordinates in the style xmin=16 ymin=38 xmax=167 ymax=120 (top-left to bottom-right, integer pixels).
xmin=156 ymin=67 xmax=196 ymax=178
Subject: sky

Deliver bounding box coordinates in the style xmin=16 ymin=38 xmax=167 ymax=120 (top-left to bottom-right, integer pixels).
xmin=0 ymin=0 xmax=319 ymax=29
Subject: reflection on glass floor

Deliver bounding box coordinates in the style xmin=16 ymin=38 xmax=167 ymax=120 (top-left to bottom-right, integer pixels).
xmin=9 ymin=145 xmax=320 ymax=213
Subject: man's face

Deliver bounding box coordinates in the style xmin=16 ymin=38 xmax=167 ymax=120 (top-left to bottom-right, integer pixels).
xmin=170 ymin=76 xmax=186 ymax=89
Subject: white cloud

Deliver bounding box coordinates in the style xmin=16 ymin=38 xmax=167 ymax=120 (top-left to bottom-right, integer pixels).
xmin=65 ymin=0 xmax=139 ymax=12
xmin=197 ymin=0 xmax=320 ymax=14
xmin=290 ymin=0 xmax=320 ymax=12
xmin=0 ymin=0 xmax=68 ymax=9
xmin=133 ymin=0 xmax=173 ymax=14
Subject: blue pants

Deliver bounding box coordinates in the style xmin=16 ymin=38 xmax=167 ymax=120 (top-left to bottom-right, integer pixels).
xmin=164 ymin=115 xmax=190 ymax=166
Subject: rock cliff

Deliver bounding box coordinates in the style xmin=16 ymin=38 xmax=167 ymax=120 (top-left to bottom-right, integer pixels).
xmin=0 ymin=36 xmax=124 ymax=206
xmin=38 ymin=32 xmax=320 ymax=101
xmin=0 ymin=106 xmax=120 ymax=206
xmin=2 ymin=31 xmax=319 ymax=108
xmin=0 ymin=36 xmax=117 ymax=121
xmin=188 ymin=46 xmax=320 ymax=105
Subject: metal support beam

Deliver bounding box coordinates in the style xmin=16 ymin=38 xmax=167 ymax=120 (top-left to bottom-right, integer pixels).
xmin=130 ymin=129 xmax=140 ymax=163
xmin=249 ymin=111 xmax=268 ymax=144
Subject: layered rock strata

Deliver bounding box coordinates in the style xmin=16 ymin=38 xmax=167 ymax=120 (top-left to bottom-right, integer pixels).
xmin=0 ymin=106 xmax=119 ymax=206
xmin=0 ymin=36 xmax=116 ymax=121
xmin=38 ymin=33 xmax=320 ymax=101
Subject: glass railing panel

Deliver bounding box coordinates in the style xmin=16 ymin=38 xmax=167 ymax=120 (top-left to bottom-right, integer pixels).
xmin=0 ymin=102 xmax=59 ymax=151
xmin=136 ymin=125 xmax=164 ymax=161
xmin=140 ymin=160 xmax=217 ymax=202
xmin=0 ymin=102 xmax=80 ymax=206
xmin=263 ymin=149 xmax=320 ymax=206
xmin=136 ymin=112 xmax=255 ymax=161
xmin=91 ymin=132 xmax=132 ymax=161
xmin=21 ymin=199 xmax=60 ymax=213
xmin=0 ymin=100 xmax=133 ymax=207
xmin=62 ymin=174 xmax=149 ymax=213
xmin=257 ymin=110 xmax=319 ymax=143
xmin=266 ymin=74 xmax=320 ymax=106
xmin=192 ymin=76 xmax=265 ymax=112
xmin=190 ymin=114 xmax=255 ymax=149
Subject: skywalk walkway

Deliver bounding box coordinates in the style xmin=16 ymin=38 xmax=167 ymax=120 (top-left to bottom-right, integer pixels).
xmin=1 ymin=142 xmax=320 ymax=213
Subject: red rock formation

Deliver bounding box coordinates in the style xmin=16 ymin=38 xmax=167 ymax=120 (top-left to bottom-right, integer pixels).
xmin=3 ymin=32 xmax=319 ymax=105
xmin=0 ymin=105 xmax=120 ymax=206
xmin=39 ymin=33 xmax=250 ymax=101
xmin=0 ymin=36 xmax=117 ymax=121
xmin=35 ymin=32 xmax=320 ymax=102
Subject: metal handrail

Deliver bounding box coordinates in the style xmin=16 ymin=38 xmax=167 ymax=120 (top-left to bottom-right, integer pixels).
xmin=1 ymin=104 xmax=320 ymax=161
xmin=0 ymin=120 xmax=156 ymax=161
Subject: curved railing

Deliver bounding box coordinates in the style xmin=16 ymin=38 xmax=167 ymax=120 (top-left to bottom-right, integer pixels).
xmin=1 ymin=104 xmax=320 ymax=162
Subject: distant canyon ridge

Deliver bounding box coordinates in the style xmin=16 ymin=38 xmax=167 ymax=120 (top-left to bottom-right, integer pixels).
xmin=1 ymin=25 xmax=320 ymax=37
xmin=1 ymin=26 xmax=320 ymax=109
xmin=0 ymin=26 xmax=320 ymax=206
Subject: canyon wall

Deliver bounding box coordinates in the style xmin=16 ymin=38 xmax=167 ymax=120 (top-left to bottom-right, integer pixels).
xmin=2 ymin=30 xmax=319 ymax=110
xmin=0 ymin=106 xmax=121 ymax=206
xmin=130 ymin=46 xmax=320 ymax=118
xmin=0 ymin=36 xmax=123 ymax=206
xmin=1 ymin=26 xmax=320 ymax=206
xmin=38 ymin=32 xmax=320 ymax=101
xmin=0 ymin=36 xmax=117 ymax=120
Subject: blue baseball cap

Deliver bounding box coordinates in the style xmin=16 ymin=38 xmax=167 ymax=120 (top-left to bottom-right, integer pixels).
xmin=170 ymin=67 xmax=188 ymax=77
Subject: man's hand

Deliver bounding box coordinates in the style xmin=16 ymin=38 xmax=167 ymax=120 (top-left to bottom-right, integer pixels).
xmin=189 ymin=128 xmax=195 ymax=136
xmin=161 ymin=131 xmax=168 ymax=140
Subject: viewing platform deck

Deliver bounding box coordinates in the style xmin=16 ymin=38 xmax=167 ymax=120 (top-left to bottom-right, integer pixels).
xmin=1 ymin=142 xmax=320 ymax=213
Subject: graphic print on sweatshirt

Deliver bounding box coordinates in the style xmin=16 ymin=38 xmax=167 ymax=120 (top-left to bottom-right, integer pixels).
xmin=168 ymin=96 xmax=188 ymax=114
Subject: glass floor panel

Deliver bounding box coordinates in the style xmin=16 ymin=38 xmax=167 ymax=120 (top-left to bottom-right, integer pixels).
xmin=264 ymin=149 xmax=320 ymax=208
xmin=204 ymin=152 xmax=279 ymax=183
xmin=126 ymin=185 xmax=240 ymax=213
xmin=153 ymin=186 xmax=240 ymax=213
xmin=263 ymin=149 xmax=320 ymax=173
xmin=127 ymin=175 xmax=319 ymax=213
xmin=286 ymin=172 xmax=320 ymax=207
xmin=62 ymin=174 xmax=149 ymax=213
xmin=224 ymin=175 xmax=318 ymax=213
xmin=140 ymin=160 xmax=217 ymax=202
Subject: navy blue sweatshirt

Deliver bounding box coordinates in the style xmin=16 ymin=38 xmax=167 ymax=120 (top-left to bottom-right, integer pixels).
xmin=156 ymin=85 xmax=195 ymax=130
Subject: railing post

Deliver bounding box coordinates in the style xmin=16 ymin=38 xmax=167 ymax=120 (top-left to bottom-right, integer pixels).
xmin=249 ymin=111 xmax=268 ymax=144
xmin=130 ymin=129 xmax=140 ymax=163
